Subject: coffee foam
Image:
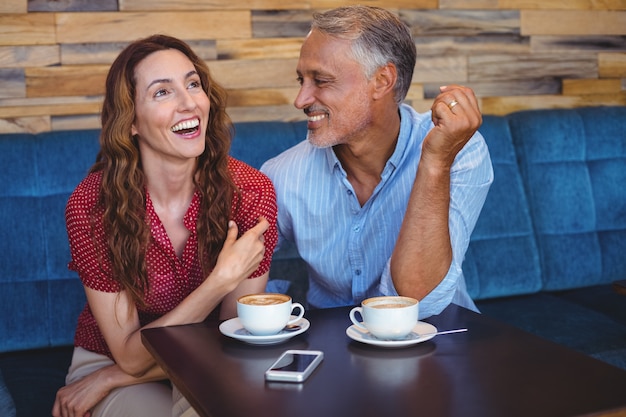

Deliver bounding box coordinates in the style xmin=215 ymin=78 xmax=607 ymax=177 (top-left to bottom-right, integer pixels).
xmin=371 ymin=303 xmax=411 ymax=309
xmin=239 ymin=293 xmax=289 ymax=306
xmin=363 ymin=296 xmax=417 ymax=309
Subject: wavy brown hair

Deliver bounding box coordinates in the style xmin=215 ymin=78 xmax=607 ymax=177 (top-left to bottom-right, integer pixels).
xmin=90 ymin=34 xmax=236 ymax=308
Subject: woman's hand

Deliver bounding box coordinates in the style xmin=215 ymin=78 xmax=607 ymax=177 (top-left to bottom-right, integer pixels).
xmin=210 ymin=217 xmax=270 ymax=293
xmin=52 ymin=365 xmax=114 ymax=417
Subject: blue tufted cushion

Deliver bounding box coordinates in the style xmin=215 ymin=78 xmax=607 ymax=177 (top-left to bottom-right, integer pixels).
xmin=509 ymin=107 xmax=626 ymax=290
xmin=230 ymin=121 xmax=307 ymax=169
xmin=463 ymin=116 xmax=542 ymax=300
xmin=0 ymin=131 xmax=98 ymax=352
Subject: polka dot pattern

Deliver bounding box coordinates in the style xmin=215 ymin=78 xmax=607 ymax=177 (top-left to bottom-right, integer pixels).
xmin=67 ymin=157 xmax=277 ymax=357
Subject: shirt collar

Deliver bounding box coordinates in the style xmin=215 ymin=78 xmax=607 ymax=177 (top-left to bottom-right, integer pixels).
xmin=325 ymin=104 xmax=414 ymax=173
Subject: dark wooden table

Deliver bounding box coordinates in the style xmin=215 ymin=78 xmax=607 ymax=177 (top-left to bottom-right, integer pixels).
xmin=142 ymin=305 xmax=626 ymax=417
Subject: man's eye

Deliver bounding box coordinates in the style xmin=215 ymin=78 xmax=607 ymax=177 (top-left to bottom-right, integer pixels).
xmin=296 ymin=76 xmax=303 ymax=86
xmin=315 ymin=79 xmax=328 ymax=86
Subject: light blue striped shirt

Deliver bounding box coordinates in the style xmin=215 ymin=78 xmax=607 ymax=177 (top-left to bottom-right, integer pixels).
xmin=261 ymin=104 xmax=493 ymax=318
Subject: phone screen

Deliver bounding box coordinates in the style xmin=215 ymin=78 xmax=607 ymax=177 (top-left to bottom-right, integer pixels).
xmin=270 ymin=352 xmax=318 ymax=372
xmin=266 ymin=350 xmax=324 ymax=383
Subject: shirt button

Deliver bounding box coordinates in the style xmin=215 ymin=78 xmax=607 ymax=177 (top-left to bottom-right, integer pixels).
xmin=353 ymin=226 xmax=360 ymax=232
xmin=355 ymin=269 xmax=361 ymax=276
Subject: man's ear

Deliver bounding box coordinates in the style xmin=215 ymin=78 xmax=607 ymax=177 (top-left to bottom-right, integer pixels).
xmin=372 ymin=63 xmax=397 ymax=100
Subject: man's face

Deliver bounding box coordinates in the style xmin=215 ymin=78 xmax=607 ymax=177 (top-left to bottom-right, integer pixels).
xmin=294 ymin=29 xmax=375 ymax=148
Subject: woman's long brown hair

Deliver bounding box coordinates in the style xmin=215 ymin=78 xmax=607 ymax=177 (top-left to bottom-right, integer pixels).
xmin=91 ymin=34 xmax=236 ymax=308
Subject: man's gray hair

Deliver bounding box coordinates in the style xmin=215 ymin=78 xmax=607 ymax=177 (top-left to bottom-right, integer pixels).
xmin=311 ymin=6 xmax=417 ymax=104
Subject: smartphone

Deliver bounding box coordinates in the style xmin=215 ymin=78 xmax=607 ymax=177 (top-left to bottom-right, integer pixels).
xmin=264 ymin=349 xmax=324 ymax=383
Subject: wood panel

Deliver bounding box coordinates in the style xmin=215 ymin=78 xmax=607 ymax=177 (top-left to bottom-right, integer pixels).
xmin=423 ymin=78 xmax=561 ymax=98
xmin=120 ymin=0 xmax=309 ymax=11
xmin=0 ymin=96 xmax=102 ymax=118
xmin=481 ymin=92 xmax=626 ymax=115
xmin=469 ymin=54 xmax=598 ymax=82
xmin=0 ymin=0 xmax=26 ymax=13
xmin=415 ymin=35 xmax=530 ymax=56
xmin=25 ymin=65 xmax=109 ymax=97
xmin=599 ymin=52 xmax=626 ymax=77
xmin=226 ymin=88 xmax=300 ymax=107
xmin=405 ymin=83 xmax=425 ymax=101
xmin=0 ymin=3 xmax=625 ymax=133
xmin=311 ymin=0 xmax=436 ymax=8
xmin=0 ymin=45 xmax=59 ymax=68
xmin=60 ymin=40 xmax=216 ymax=65
xmin=55 ymin=11 xmax=251 ymax=43
xmin=29 ymin=0 xmax=117 ymax=12
xmin=531 ymin=36 xmax=626 ymax=53
xmin=521 ymin=11 xmax=626 ymax=36
xmin=210 ymin=58 xmax=299 ymax=89
xmin=499 ymin=0 xmax=626 ymax=10
xmin=0 ymin=69 xmax=24 ymax=99
xmin=562 ymin=78 xmax=623 ymax=95
xmin=413 ymin=56 xmax=468 ymax=83
xmin=51 ymin=114 xmax=100 ymax=132
xmin=0 ymin=13 xmax=55 ymax=46
xmin=0 ymin=116 xmax=50 ymax=134
xmin=406 ymin=98 xmax=439 ymax=113
xmin=401 ymin=10 xmax=520 ymax=36
xmin=252 ymin=11 xmax=314 ymax=38
xmin=227 ymin=104 xmax=304 ymax=123
xmin=217 ymin=38 xmax=303 ymax=60
xmin=439 ymin=0 xmax=498 ymax=9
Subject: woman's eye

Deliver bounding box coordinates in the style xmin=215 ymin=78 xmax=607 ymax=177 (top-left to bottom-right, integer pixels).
xmin=154 ymin=88 xmax=168 ymax=98
xmin=188 ymin=80 xmax=202 ymax=89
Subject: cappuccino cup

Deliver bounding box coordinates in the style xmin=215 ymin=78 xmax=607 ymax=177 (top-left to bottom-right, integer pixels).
xmin=237 ymin=293 xmax=305 ymax=336
xmin=349 ymin=296 xmax=418 ymax=340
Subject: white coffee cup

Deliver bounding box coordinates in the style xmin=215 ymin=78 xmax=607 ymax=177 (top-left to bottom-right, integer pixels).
xmin=237 ymin=293 xmax=305 ymax=336
xmin=349 ymin=296 xmax=419 ymax=340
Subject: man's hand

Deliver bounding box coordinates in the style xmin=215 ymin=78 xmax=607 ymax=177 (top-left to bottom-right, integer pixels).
xmin=424 ymin=85 xmax=482 ymax=168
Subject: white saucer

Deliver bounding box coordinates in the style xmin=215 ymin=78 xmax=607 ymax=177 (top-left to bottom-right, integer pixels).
xmin=346 ymin=321 xmax=438 ymax=348
xmin=219 ymin=316 xmax=310 ymax=345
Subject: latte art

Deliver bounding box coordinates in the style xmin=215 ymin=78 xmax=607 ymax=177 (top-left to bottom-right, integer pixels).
xmin=239 ymin=294 xmax=289 ymax=306
xmin=237 ymin=293 xmax=305 ymax=336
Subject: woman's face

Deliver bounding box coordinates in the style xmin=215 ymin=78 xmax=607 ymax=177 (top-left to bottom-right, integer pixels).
xmin=131 ymin=48 xmax=210 ymax=166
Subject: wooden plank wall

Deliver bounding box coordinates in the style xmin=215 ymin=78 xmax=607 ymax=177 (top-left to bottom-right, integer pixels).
xmin=0 ymin=0 xmax=625 ymax=133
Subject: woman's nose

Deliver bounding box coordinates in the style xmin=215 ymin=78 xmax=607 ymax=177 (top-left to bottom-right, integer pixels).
xmin=178 ymin=90 xmax=197 ymax=111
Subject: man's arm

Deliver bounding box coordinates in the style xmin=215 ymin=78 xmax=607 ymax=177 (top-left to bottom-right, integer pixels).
xmin=390 ymin=85 xmax=483 ymax=300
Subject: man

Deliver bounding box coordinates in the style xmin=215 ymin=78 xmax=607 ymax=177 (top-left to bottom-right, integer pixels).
xmin=261 ymin=5 xmax=493 ymax=318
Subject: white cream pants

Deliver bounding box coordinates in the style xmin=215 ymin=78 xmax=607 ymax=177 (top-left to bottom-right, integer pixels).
xmin=65 ymin=347 xmax=199 ymax=417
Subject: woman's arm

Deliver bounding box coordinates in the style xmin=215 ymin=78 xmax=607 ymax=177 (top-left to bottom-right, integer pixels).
xmin=88 ymin=218 xmax=270 ymax=377
xmin=52 ymin=363 xmax=165 ymax=417
xmin=220 ymin=271 xmax=269 ymax=319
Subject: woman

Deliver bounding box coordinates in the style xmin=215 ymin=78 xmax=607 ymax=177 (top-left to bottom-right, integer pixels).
xmin=52 ymin=35 xmax=277 ymax=417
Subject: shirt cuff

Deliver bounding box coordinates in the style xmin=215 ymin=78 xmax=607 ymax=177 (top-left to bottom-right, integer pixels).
xmin=379 ymin=258 xmax=459 ymax=319
xmin=378 ymin=258 xmax=399 ymax=296
xmin=418 ymin=263 xmax=459 ymax=319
